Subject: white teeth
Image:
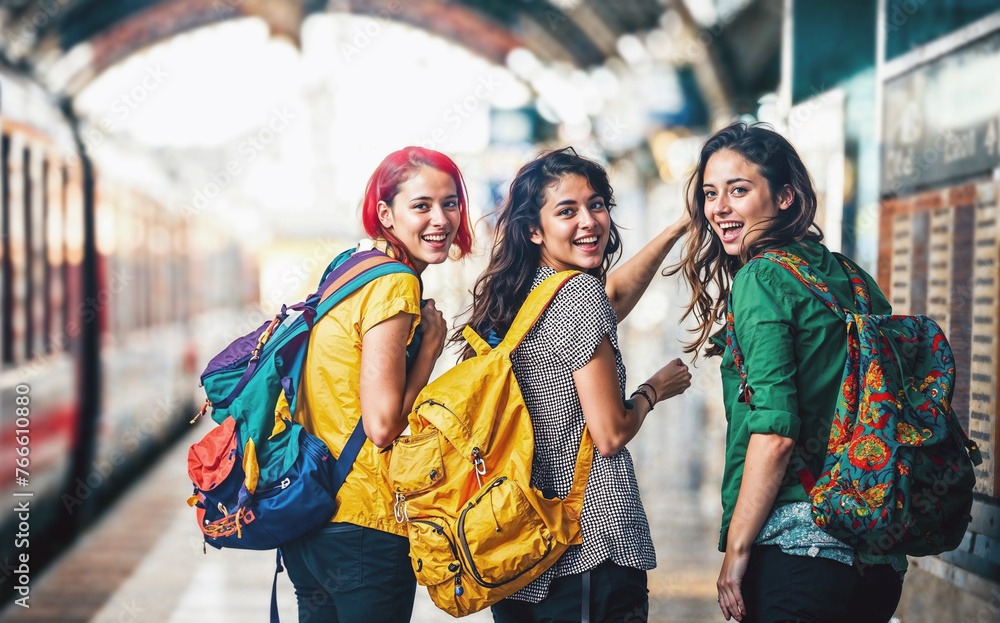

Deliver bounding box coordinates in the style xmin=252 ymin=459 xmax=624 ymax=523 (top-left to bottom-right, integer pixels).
xmin=719 ymin=222 xmax=742 ymax=230
xmin=574 ymin=236 xmax=598 ymax=244
xmin=423 ymin=234 xmax=447 ymax=241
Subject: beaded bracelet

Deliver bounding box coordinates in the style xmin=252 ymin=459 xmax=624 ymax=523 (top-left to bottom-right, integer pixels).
xmin=630 ymin=388 xmax=654 ymax=411
xmin=638 ymin=382 xmax=658 ymax=404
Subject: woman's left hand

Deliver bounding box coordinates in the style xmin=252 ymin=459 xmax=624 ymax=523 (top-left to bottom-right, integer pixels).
xmin=717 ymin=548 xmax=750 ymax=621
xmin=669 ymin=207 xmax=692 ymax=241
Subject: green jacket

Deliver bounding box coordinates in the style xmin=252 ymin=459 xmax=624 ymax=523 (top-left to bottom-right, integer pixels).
xmin=716 ymin=240 xmax=890 ymax=551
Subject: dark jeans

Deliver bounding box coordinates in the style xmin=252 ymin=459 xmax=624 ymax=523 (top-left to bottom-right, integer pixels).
xmin=491 ymin=560 xmax=648 ymax=623
xmin=281 ymin=522 xmax=416 ymax=623
xmin=741 ymin=545 xmax=903 ymax=623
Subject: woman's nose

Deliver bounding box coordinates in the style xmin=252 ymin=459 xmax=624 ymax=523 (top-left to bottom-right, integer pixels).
xmin=578 ymin=209 xmax=598 ymax=228
xmin=428 ymin=204 xmax=447 ymax=225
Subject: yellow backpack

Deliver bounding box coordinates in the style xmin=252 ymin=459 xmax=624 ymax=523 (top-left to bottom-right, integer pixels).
xmin=385 ymin=271 xmax=594 ymax=617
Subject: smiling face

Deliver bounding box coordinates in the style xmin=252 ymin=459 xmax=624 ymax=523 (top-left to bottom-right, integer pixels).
xmin=377 ymin=166 xmax=461 ymax=274
xmin=530 ymin=174 xmax=611 ymax=273
xmin=702 ymin=149 xmax=792 ymax=257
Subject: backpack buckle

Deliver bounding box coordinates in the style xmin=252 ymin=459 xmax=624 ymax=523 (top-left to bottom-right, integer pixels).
xmin=472 ymin=447 xmax=486 ymax=488
xmin=394 ymin=493 xmax=408 ymax=524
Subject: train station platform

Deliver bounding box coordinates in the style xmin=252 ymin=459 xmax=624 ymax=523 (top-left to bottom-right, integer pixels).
xmin=0 ymin=410 xmax=724 ymax=623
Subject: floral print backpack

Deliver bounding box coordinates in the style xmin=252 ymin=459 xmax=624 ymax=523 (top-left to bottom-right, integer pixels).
xmin=727 ymin=250 xmax=982 ymax=557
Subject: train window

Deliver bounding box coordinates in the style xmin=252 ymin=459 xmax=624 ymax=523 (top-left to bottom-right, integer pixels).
xmin=61 ymin=165 xmax=71 ymax=353
xmin=22 ymin=146 xmax=34 ymax=360
xmin=1 ymin=135 xmax=11 ymax=365
xmin=45 ymin=161 xmax=65 ymax=355
xmin=41 ymin=157 xmax=51 ymax=354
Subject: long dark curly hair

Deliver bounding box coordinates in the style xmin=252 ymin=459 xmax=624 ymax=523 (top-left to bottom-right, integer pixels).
xmin=452 ymin=148 xmax=622 ymax=360
xmin=665 ymin=122 xmax=823 ymax=359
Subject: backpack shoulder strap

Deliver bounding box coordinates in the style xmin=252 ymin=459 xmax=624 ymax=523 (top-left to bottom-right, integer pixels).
xmin=496 ymin=270 xmax=595 ymax=510
xmin=562 ymin=427 xmax=594 ymax=513
xmin=755 ymin=250 xmax=846 ymax=316
xmin=496 ymin=271 xmax=581 ymax=354
xmin=314 ymin=249 xmax=415 ymax=319
xmin=282 ymin=249 xmax=414 ymax=413
xmin=725 ymin=249 xmax=847 ymax=405
xmin=831 ymin=252 xmax=874 ymax=315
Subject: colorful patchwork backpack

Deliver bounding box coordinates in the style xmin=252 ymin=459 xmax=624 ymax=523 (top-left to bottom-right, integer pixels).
xmin=727 ymin=250 xmax=981 ymax=557
xmin=384 ymin=271 xmax=593 ymax=617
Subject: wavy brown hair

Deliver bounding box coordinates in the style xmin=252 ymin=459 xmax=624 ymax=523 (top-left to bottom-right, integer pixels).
xmin=452 ymin=148 xmax=622 ymax=360
xmin=665 ymin=122 xmax=823 ymax=360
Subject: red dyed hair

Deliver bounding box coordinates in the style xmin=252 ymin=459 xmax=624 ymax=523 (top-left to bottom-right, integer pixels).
xmin=361 ymin=147 xmax=474 ymax=266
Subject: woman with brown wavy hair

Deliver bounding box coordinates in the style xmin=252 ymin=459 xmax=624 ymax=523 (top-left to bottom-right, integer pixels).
xmin=455 ymin=148 xmax=692 ymax=621
xmin=668 ymin=122 xmax=904 ymax=623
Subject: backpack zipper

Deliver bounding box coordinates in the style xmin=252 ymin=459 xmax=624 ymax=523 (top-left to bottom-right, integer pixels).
xmin=455 ymin=477 xmax=554 ymax=588
xmin=409 ymin=518 xmax=462 ymax=561
xmin=409 ymin=518 xmax=467 ymax=596
xmin=200 ymin=314 xmax=303 ymax=384
xmin=415 ymin=400 xmax=472 ymax=438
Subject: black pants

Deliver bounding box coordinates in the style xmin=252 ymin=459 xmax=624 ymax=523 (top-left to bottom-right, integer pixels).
xmin=491 ymin=560 xmax=648 ymax=623
xmin=741 ymin=545 xmax=903 ymax=623
xmin=281 ymin=522 xmax=416 ymax=623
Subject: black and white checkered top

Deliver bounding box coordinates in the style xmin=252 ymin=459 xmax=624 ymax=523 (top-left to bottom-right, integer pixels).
xmin=506 ymin=266 xmax=656 ymax=603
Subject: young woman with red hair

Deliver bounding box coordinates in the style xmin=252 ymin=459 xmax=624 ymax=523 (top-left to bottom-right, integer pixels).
xmin=280 ymin=146 xmax=474 ymax=622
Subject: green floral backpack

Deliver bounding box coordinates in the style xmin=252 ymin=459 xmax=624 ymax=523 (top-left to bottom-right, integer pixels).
xmin=727 ymin=249 xmax=982 ymax=557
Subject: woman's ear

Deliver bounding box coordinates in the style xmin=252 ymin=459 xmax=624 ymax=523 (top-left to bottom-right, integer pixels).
xmin=776 ymin=185 xmax=794 ymax=211
xmin=529 ymin=225 xmax=543 ymax=246
xmin=377 ymin=200 xmax=394 ymax=229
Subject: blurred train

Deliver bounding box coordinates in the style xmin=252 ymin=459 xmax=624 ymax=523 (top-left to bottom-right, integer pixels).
xmin=0 ymin=68 xmax=258 ymax=604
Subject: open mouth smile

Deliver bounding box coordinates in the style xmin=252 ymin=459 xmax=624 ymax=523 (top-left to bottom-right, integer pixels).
xmin=717 ymin=221 xmax=744 ymax=243
xmin=421 ymin=232 xmax=449 ymax=245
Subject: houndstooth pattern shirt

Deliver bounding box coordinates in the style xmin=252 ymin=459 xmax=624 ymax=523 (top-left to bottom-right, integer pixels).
xmin=506 ymin=267 xmax=656 ymax=603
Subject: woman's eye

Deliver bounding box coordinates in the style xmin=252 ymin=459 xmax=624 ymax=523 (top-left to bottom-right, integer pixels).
xmin=731 ymin=187 xmax=747 ymax=196
xmin=704 ymin=190 xmax=717 ymax=199
xmin=412 ymin=202 xmax=429 ymax=210
xmin=590 ymin=202 xmax=606 ymax=211
xmin=444 ymin=200 xmax=459 ymax=210
xmin=558 ymin=208 xmax=575 ymax=217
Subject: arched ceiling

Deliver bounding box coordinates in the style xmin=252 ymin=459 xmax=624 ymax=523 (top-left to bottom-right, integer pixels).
xmin=0 ymin=0 xmax=666 ymax=95
xmin=0 ymin=0 xmax=783 ymax=127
